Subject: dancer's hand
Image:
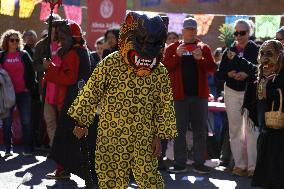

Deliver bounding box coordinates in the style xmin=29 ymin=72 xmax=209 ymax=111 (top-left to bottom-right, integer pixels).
xmin=73 ymin=126 xmax=88 ymax=139
xmin=151 ymin=136 xmax=162 ymax=158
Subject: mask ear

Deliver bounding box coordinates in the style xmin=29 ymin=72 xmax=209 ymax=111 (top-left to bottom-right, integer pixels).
xmin=125 ymin=13 xmax=134 ymax=26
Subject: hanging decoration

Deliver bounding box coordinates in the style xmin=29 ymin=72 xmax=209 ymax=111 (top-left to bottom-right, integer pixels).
xmin=62 ymin=0 xmax=80 ymax=6
xmin=255 ymin=15 xmax=281 ymax=38
xmin=225 ymin=15 xmax=249 ymax=25
xmin=198 ymin=0 xmax=219 ymax=2
xmin=19 ymin=0 xmax=36 ymax=18
xmin=63 ymin=5 xmax=82 ymax=25
xmin=167 ymin=13 xmax=186 ymax=34
xmin=0 ymin=0 xmax=15 ymax=16
xmin=167 ymin=0 xmax=187 ymax=3
xmin=63 ymin=0 xmax=81 ymax=24
xmin=40 ymin=2 xmax=59 ymax=21
xmin=194 ymin=14 xmax=215 ymax=36
xmin=140 ymin=0 xmax=160 ymax=7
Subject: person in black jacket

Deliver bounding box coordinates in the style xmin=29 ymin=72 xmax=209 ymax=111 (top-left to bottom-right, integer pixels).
xmin=23 ymin=30 xmax=37 ymax=58
xmin=0 ymin=29 xmax=36 ymax=156
xmin=215 ymin=19 xmax=259 ymax=177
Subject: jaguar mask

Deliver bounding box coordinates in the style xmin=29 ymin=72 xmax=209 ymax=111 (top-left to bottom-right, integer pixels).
xmin=258 ymin=40 xmax=283 ymax=77
xmin=118 ymin=12 xmax=167 ymax=77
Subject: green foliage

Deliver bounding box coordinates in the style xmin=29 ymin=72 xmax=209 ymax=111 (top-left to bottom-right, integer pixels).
xmin=218 ymin=24 xmax=235 ymax=47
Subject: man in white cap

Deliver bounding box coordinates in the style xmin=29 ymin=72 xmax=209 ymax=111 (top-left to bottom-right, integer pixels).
xmin=163 ymin=17 xmax=217 ymax=174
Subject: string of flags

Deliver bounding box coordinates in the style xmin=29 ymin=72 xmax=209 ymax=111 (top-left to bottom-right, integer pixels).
xmin=0 ymin=0 xmax=282 ymax=38
xmin=0 ymin=0 xmax=82 ymax=25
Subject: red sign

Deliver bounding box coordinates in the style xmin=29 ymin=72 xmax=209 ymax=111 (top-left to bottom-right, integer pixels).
xmin=87 ymin=0 xmax=126 ymax=50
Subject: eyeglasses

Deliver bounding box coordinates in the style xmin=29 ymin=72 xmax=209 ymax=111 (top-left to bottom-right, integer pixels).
xmin=9 ymin=38 xmax=20 ymax=43
xmin=233 ymin=31 xmax=247 ymax=37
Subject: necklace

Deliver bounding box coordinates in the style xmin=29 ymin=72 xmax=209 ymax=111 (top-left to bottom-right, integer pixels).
xmin=257 ymin=73 xmax=277 ymax=100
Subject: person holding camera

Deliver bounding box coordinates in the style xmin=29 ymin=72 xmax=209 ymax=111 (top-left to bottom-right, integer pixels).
xmin=163 ymin=17 xmax=217 ymax=174
xmin=215 ymin=19 xmax=259 ymax=177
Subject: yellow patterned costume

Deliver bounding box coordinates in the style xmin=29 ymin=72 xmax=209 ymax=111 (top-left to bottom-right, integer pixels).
xmin=68 ymin=12 xmax=177 ymax=189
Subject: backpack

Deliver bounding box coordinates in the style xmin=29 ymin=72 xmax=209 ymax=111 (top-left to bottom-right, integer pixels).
xmin=0 ymin=68 xmax=16 ymax=118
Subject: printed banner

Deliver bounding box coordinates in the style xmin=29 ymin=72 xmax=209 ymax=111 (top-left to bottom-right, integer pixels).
xmin=87 ymin=0 xmax=126 ymax=50
xmin=140 ymin=0 xmax=160 ymax=6
xmin=255 ymin=15 xmax=281 ymax=38
xmin=0 ymin=0 xmax=15 ymax=16
xmin=194 ymin=14 xmax=214 ymax=36
xmin=62 ymin=0 xmax=80 ymax=6
xmin=39 ymin=2 xmax=59 ymax=21
xmin=19 ymin=0 xmax=36 ymax=18
xmin=167 ymin=13 xmax=186 ymax=34
xmin=225 ymin=15 xmax=249 ymax=25
xmin=63 ymin=5 xmax=82 ymax=25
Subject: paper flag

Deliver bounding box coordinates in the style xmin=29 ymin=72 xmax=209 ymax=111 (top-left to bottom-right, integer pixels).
xmin=19 ymin=0 xmax=36 ymax=18
xmin=63 ymin=5 xmax=82 ymax=25
xmin=0 ymin=0 xmax=15 ymax=16
xmin=225 ymin=15 xmax=249 ymax=25
xmin=255 ymin=15 xmax=281 ymax=38
xmin=40 ymin=2 xmax=59 ymax=21
xmin=167 ymin=13 xmax=186 ymax=34
xmin=194 ymin=14 xmax=215 ymax=35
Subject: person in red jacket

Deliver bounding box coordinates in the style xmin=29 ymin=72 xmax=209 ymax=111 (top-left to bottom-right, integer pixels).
xmin=164 ymin=17 xmax=217 ymax=174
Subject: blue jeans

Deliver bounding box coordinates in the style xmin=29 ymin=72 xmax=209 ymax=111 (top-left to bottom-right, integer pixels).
xmin=3 ymin=92 xmax=33 ymax=153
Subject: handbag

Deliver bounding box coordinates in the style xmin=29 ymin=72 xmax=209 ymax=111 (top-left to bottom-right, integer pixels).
xmin=265 ymin=88 xmax=284 ymax=129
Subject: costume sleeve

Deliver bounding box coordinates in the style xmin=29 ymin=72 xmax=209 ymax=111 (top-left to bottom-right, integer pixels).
xmin=45 ymin=50 xmax=79 ymax=86
xmin=67 ymin=60 xmax=108 ymax=127
xmin=153 ymin=67 xmax=177 ymax=139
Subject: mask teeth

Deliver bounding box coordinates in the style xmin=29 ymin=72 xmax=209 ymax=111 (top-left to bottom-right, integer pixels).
xmin=135 ymin=55 xmax=157 ymax=67
xmin=150 ymin=58 xmax=157 ymax=68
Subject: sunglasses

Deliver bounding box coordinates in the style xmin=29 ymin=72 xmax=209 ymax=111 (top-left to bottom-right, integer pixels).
xmin=233 ymin=31 xmax=247 ymax=37
xmin=9 ymin=38 xmax=20 ymax=43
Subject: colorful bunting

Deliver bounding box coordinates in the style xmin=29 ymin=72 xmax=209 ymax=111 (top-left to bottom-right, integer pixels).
xmin=19 ymin=0 xmax=36 ymax=18
xmin=255 ymin=15 xmax=281 ymax=38
xmin=0 ymin=0 xmax=15 ymax=16
xmin=194 ymin=14 xmax=215 ymax=36
xmin=63 ymin=5 xmax=82 ymax=25
xmin=167 ymin=13 xmax=186 ymax=34
xmin=62 ymin=0 xmax=80 ymax=6
xmin=140 ymin=0 xmax=160 ymax=7
xmin=225 ymin=15 xmax=249 ymax=25
xmin=167 ymin=0 xmax=187 ymax=3
xmin=39 ymin=2 xmax=59 ymax=21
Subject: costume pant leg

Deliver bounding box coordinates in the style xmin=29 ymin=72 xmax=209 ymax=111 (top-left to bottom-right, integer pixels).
xmin=131 ymin=134 xmax=164 ymax=189
xmin=95 ymin=130 xmax=132 ymax=189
